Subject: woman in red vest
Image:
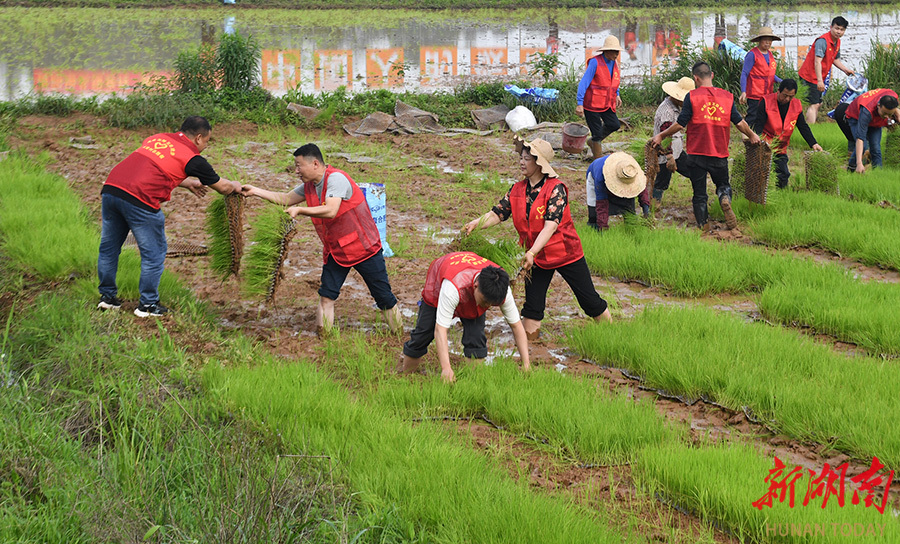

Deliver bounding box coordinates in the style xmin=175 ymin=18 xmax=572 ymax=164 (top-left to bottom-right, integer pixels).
xmin=576 ymin=35 xmax=623 ymax=160
xmin=798 ymin=16 xmax=855 ymax=124
xmin=398 ymin=252 xmax=530 ymax=383
xmin=751 ymin=79 xmax=823 ymax=188
xmin=833 ymin=89 xmax=900 ymax=172
xmin=739 ymin=26 xmax=782 ymax=128
xmin=463 ymin=138 xmax=612 ymax=340
xmin=241 ymin=144 xmax=402 ymax=335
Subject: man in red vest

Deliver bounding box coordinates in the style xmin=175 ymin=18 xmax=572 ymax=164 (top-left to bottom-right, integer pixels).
xmin=397 ymin=252 xmax=530 ymax=383
xmin=98 ymin=116 xmax=242 ymax=317
xmin=834 ymin=89 xmax=900 ymax=173
xmin=652 ymin=62 xmax=760 ymax=232
xmin=241 ymin=144 xmax=401 ymax=335
xmin=576 ymin=35 xmax=623 ymax=160
xmin=752 ymin=79 xmax=823 ymax=188
xmin=798 ymin=16 xmax=855 ymax=124
xmin=739 ymin=26 xmax=782 ymax=128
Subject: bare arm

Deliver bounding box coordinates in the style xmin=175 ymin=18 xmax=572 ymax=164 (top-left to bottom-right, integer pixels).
xmin=735 ymin=120 xmax=761 ymax=144
xmin=288 ymin=196 xmax=342 ymax=219
xmin=241 ymin=184 xmax=305 ymax=206
xmin=209 ymin=177 xmax=242 ymax=195
xmin=651 ymin=122 xmax=684 ymax=146
xmin=855 ymin=138 xmax=866 ymax=173
xmin=815 ymin=56 xmax=824 ymax=89
xmin=509 ymin=320 xmax=530 ymax=371
xmin=522 ymin=219 xmax=559 ymax=271
xmin=434 ymin=324 xmax=454 ymax=383
xmin=463 ymin=210 xmax=502 ymax=235
xmin=179 ymin=178 xmax=207 ymax=198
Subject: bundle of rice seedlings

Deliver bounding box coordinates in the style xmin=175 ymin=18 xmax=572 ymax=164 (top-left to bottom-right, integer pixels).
xmin=643 ymin=140 xmax=660 ymax=182
xmin=242 ymin=205 xmax=298 ymax=301
xmin=744 ymin=140 xmax=772 ymax=204
xmin=884 ymin=126 xmax=900 ymax=168
xmin=804 ymin=151 xmax=840 ymax=194
xmin=206 ymin=193 xmax=245 ymax=279
xmin=448 ymin=230 xmax=521 ymax=278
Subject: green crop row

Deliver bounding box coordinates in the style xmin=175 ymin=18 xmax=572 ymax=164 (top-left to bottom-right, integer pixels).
xmin=580 ymin=224 xmax=900 ymax=355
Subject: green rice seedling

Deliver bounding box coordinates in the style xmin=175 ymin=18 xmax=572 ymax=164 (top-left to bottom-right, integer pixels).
xmin=241 ymin=205 xmax=297 ymax=300
xmin=449 ymin=230 xmax=522 ymax=277
xmin=205 ymin=193 xmax=245 ymax=279
xmin=568 ymin=305 xmax=900 ymax=468
xmin=746 ymin=190 xmax=900 ymax=270
xmin=804 ymin=151 xmax=840 ymax=194
xmin=758 ymin=275 xmax=900 ymax=355
xmin=883 ymin=128 xmax=900 ymax=168
xmin=792 ymin=121 xmax=847 ymax=154
xmin=863 ymin=40 xmax=900 ymax=90
xmin=839 ymin=167 xmax=900 ymax=206
xmin=638 ymin=443 xmax=895 ymax=544
xmin=207 ymin=359 xmax=635 ymax=544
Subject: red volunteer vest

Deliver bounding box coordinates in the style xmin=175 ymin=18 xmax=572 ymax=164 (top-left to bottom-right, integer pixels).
xmin=305 ymin=166 xmax=382 ymax=267
xmin=104 ymin=132 xmax=199 ymax=209
xmin=747 ymin=48 xmax=777 ymax=100
xmin=509 ymin=177 xmax=584 ymax=269
xmin=686 ymin=87 xmax=734 ymax=158
xmin=798 ymin=32 xmax=839 ymax=84
xmin=421 ymin=252 xmax=497 ymax=320
xmin=584 ymin=55 xmax=620 ymax=112
xmin=846 ymin=89 xmax=898 ymax=128
xmin=762 ymin=94 xmax=803 ymax=154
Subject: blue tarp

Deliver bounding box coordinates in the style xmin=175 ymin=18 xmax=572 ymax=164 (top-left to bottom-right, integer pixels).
xmin=504 ymin=84 xmax=559 ymax=104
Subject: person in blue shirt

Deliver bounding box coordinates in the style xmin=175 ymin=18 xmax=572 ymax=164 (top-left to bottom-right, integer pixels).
xmin=577 ymin=35 xmax=623 ymax=160
xmin=739 ymin=26 xmax=783 ymax=128
xmin=586 ymin=151 xmax=648 ymax=230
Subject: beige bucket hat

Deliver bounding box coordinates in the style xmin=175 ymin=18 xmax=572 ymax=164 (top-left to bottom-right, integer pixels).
xmin=750 ymin=26 xmax=782 ymax=42
xmin=602 ymin=152 xmax=647 ymax=198
xmin=662 ymin=76 xmax=695 ymax=101
xmin=598 ymin=35 xmax=623 ymax=52
xmin=515 ymin=136 xmax=558 ymax=179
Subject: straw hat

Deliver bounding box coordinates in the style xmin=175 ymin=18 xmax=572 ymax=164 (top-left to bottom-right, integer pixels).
xmin=598 ymin=35 xmax=622 ymax=52
xmin=750 ymin=26 xmax=782 ymax=42
xmin=602 ymin=152 xmax=646 ymax=199
xmin=662 ymin=77 xmax=695 ymax=101
xmin=514 ymin=136 xmax=558 ymax=179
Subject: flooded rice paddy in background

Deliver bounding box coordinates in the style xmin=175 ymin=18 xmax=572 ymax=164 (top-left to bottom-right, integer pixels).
xmin=3 ymin=5 xmax=900 ymax=99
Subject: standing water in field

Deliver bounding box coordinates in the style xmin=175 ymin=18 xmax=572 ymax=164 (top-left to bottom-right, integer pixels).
xmin=2 ymin=6 xmax=900 ymax=99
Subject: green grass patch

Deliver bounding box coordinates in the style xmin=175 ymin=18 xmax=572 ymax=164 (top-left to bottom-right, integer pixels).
xmin=839 ymin=167 xmax=900 ymax=206
xmin=568 ymin=305 xmax=900 ymax=469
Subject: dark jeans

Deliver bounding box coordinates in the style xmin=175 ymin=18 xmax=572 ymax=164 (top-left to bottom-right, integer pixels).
xmin=584 ymin=108 xmax=621 ymax=142
xmin=522 ymin=256 xmax=607 ymax=321
xmin=403 ymin=301 xmax=487 ymax=359
xmin=652 ymin=154 xmax=690 ymax=200
xmin=774 ymin=153 xmax=790 ymax=188
xmin=98 ymin=193 xmax=166 ymax=306
xmin=319 ymin=249 xmax=397 ymax=309
xmin=745 ymin=98 xmax=762 ymax=128
xmin=835 ymin=101 xmax=884 ymax=168
xmin=686 ymin=154 xmax=732 ymax=227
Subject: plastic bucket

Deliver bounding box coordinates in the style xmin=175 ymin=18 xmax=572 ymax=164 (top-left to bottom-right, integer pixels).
xmin=562 ymin=123 xmax=590 ymax=154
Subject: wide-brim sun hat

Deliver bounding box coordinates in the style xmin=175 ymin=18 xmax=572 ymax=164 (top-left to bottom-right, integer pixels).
xmin=598 ymin=35 xmax=623 ymax=52
xmin=750 ymin=26 xmax=782 ymax=42
xmin=662 ymin=76 xmax=695 ymax=101
xmin=514 ymin=136 xmax=558 ymax=179
xmin=602 ymin=151 xmax=647 ymax=199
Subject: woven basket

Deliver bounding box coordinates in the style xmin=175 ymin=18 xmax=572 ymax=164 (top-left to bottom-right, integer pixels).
xmin=744 ymin=140 xmax=772 ymax=205
xmin=267 ymin=217 xmax=298 ymax=302
xmin=225 ymin=193 xmax=245 ymax=276
xmin=643 ymin=140 xmax=660 ymax=182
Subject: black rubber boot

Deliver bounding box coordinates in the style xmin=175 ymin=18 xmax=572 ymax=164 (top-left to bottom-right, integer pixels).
xmin=692 ymin=201 xmax=708 ymax=229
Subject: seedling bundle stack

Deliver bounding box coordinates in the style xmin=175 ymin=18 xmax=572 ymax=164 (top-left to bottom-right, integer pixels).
xmin=804 ymin=151 xmax=840 ymax=194
xmin=242 ymin=206 xmax=298 ymax=301
xmin=206 ymin=193 xmax=246 ymax=279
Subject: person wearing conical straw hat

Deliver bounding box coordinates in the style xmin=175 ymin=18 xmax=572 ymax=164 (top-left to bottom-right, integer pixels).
xmin=463 ymin=137 xmax=612 ymax=341
xmin=651 ymin=61 xmax=760 ymax=233
xmin=751 ymin=79 xmax=823 ymax=188
xmin=576 ymin=35 xmax=623 ymax=161
xmin=740 ymin=26 xmax=783 ymax=128
xmin=651 ymin=76 xmax=694 ymax=207
xmin=586 ymin=152 xmax=648 ymax=230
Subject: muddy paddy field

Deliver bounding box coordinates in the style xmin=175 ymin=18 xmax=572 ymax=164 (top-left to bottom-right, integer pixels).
xmin=5 ymin=111 xmax=900 ymax=543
